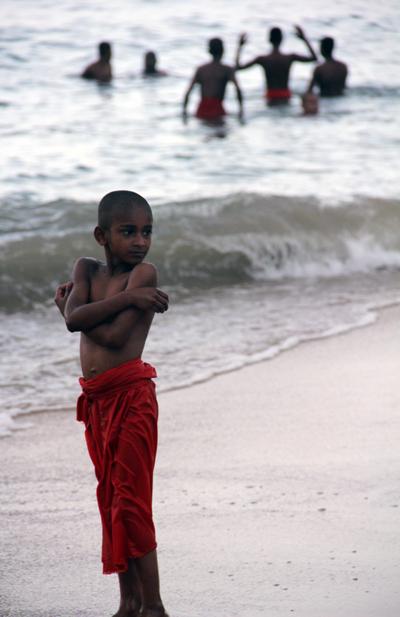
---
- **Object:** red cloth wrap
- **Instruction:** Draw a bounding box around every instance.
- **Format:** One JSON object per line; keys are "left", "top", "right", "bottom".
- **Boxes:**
{"left": 266, "top": 88, "right": 291, "bottom": 101}
{"left": 77, "top": 358, "right": 158, "bottom": 574}
{"left": 196, "top": 97, "right": 226, "bottom": 119}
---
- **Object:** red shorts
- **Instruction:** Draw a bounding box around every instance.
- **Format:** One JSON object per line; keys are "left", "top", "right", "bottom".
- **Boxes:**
{"left": 77, "top": 359, "right": 158, "bottom": 574}
{"left": 266, "top": 88, "right": 291, "bottom": 102}
{"left": 196, "top": 97, "right": 226, "bottom": 120}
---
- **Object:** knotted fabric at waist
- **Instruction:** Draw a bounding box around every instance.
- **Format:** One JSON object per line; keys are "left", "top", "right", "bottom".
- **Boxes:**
{"left": 78, "top": 358, "right": 157, "bottom": 402}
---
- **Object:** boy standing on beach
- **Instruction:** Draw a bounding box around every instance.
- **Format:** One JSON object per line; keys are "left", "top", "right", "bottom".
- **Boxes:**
{"left": 55, "top": 190, "right": 169, "bottom": 617}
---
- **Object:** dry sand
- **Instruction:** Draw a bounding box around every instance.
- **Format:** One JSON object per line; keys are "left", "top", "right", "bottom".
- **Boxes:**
{"left": 1, "top": 307, "right": 399, "bottom": 617}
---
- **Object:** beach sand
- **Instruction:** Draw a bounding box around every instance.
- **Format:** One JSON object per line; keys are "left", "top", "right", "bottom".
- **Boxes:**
{"left": 1, "top": 307, "right": 399, "bottom": 617}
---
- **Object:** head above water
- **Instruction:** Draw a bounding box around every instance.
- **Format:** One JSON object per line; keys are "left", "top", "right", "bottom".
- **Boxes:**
{"left": 301, "top": 92, "right": 319, "bottom": 115}
{"left": 99, "top": 41, "right": 112, "bottom": 61}
{"left": 269, "top": 27, "right": 283, "bottom": 47}
{"left": 320, "top": 37, "right": 334, "bottom": 59}
{"left": 144, "top": 51, "right": 157, "bottom": 72}
{"left": 208, "top": 37, "right": 224, "bottom": 60}
{"left": 98, "top": 190, "right": 153, "bottom": 231}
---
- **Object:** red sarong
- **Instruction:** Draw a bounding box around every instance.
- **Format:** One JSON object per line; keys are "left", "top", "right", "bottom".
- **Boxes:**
{"left": 266, "top": 88, "right": 291, "bottom": 102}
{"left": 196, "top": 97, "right": 226, "bottom": 119}
{"left": 77, "top": 358, "right": 158, "bottom": 574}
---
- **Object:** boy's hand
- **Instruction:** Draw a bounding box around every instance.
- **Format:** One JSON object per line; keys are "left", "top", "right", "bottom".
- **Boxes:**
{"left": 129, "top": 287, "right": 169, "bottom": 313}
{"left": 294, "top": 25, "right": 306, "bottom": 40}
{"left": 54, "top": 281, "right": 73, "bottom": 316}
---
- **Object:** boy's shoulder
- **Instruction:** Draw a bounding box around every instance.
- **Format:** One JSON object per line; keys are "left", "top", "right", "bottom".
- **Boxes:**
{"left": 220, "top": 62, "right": 235, "bottom": 74}
{"left": 127, "top": 261, "right": 158, "bottom": 285}
{"left": 73, "top": 256, "right": 104, "bottom": 278}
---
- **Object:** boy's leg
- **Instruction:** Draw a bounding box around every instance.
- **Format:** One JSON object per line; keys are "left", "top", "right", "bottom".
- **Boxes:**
{"left": 135, "top": 549, "right": 168, "bottom": 616}
{"left": 113, "top": 559, "right": 142, "bottom": 617}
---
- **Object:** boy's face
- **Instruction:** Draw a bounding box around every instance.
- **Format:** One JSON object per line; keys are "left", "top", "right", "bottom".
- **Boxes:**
{"left": 302, "top": 93, "right": 319, "bottom": 115}
{"left": 103, "top": 206, "right": 153, "bottom": 267}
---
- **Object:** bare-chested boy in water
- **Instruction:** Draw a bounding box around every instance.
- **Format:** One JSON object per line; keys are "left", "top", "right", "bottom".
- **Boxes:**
{"left": 183, "top": 37, "right": 243, "bottom": 121}
{"left": 55, "top": 190, "right": 169, "bottom": 617}
{"left": 235, "top": 26, "right": 317, "bottom": 105}
{"left": 143, "top": 51, "right": 167, "bottom": 77}
{"left": 82, "top": 41, "right": 113, "bottom": 83}
{"left": 307, "top": 37, "right": 348, "bottom": 97}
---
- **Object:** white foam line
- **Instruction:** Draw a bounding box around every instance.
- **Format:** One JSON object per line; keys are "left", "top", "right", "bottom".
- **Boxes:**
{"left": 2, "top": 300, "right": 399, "bottom": 438}
{"left": 157, "top": 302, "right": 399, "bottom": 395}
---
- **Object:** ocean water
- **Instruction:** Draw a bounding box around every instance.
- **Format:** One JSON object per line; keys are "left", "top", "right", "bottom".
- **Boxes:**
{"left": 1, "top": 0, "right": 399, "bottom": 436}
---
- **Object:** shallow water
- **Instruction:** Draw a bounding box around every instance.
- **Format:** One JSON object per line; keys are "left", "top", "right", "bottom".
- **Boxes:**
{"left": 1, "top": 0, "right": 399, "bottom": 435}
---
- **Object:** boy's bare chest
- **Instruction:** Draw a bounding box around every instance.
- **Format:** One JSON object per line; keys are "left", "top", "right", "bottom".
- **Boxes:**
{"left": 89, "top": 269, "right": 130, "bottom": 302}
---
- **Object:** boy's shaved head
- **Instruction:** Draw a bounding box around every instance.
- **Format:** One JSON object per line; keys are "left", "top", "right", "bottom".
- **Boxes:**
{"left": 208, "top": 37, "right": 224, "bottom": 59}
{"left": 98, "top": 190, "right": 152, "bottom": 230}
{"left": 269, "top": 27, "right": 283, "bottom": 46}
{"left": 320, "top": 37, "right": 334, "bottom": 59}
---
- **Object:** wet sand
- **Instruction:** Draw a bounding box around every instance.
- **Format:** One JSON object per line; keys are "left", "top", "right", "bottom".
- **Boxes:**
{"left": 1, "top": 307, "right": 400, "bottom": 617}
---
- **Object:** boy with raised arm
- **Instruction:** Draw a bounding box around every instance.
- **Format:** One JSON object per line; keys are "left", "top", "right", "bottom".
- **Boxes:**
{"left": 235, "top": 25, "right": 317, "bottom": 105}
{"left": 55, "top": 190, "right": 169, "bottom": 617}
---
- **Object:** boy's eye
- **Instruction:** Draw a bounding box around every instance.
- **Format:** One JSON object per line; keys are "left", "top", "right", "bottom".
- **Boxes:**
{"left": 122, "top": 230, "right": 133, "bottom": 236}
{"left": 143, "top": 229, "right": 152, "bottom": 237}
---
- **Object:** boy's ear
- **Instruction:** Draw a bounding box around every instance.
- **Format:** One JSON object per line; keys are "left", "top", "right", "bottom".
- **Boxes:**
{"left": 94, "top": 226, "right": 108, "bottom": 246}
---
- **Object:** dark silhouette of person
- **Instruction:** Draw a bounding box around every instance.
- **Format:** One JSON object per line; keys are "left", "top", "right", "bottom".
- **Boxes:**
{"left": 142, "top": 51, "right": 167, "bottom": 77}
{"left": 81, "top": 41, "right": 112, "bottom": 83}
{"left": 235, "top": 26, "right": 317, "bottom": 105}
{"left": 307, "top": 37, "right": 348, "bottom": 96}
{"left": 183, "top": 37, "right": 243, "bottom": 121}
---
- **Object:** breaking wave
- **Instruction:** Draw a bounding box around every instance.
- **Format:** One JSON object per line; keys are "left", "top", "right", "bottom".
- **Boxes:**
{"left": 1, "top": 192, "right": 400, "bottom": 311}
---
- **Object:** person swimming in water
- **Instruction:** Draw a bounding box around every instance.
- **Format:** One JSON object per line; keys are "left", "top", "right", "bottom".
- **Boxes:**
{"left": 301, "top": 91, "right": 319, "bottom": 115}
{"left": 142, "top": 51, "right": 167, "bottom": 77}
{"left": 81, "top": 41, "right": 112, "bottom": 83}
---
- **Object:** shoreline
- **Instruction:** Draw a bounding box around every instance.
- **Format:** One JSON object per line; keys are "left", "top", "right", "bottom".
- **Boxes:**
{"left": 1, "top": 306, "right": 400, "bottom": 616}
{"left": 7, "top": 300, "right": 400, "bottom": 435}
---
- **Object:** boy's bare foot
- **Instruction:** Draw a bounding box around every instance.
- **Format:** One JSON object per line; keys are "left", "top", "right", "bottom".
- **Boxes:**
{"left": 140, "top": 605, "right": 169, "bottom": 617}
{"left": 112, "top": 598, "right": 140, "bottom": 617}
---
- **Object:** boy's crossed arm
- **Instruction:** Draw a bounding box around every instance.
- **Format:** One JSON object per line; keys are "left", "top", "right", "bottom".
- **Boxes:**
{"left": 82, "top": 262, "right": 168, "bottom": 348}
{"left": 55, "top": 258, "right": 168, "bottom": 348}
